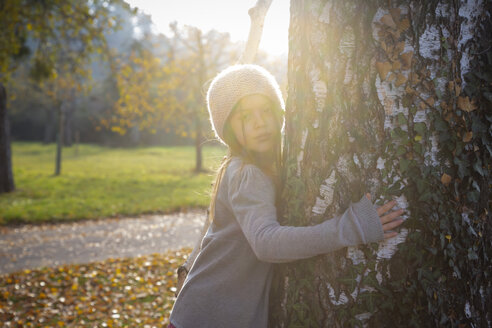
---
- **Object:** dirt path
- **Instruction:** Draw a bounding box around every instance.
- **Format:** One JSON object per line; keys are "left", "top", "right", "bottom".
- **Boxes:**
{"left": 0, "top": 210, "right": 206, "bottom": 275}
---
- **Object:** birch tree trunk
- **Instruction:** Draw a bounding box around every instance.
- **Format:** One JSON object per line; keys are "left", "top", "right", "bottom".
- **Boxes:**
{"left": 270, "top": 1, "right": 491, "bottom": 327}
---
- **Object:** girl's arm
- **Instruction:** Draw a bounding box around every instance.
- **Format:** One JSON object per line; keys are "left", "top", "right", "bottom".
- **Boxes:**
{"left": 229, "top": 164, "right": 385, "bottom": 263}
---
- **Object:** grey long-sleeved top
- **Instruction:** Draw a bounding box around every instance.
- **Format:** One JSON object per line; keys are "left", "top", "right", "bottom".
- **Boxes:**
{"left": 169, "top": 156, "right": 384, "bottom": 328}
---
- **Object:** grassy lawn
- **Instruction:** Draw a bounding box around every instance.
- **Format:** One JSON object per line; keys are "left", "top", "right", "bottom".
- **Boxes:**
{"left": 0, "top": 249, "right": 190, "bottom": 327}
{"left": 0, "top": 142, "right": 226, "bottom": 225}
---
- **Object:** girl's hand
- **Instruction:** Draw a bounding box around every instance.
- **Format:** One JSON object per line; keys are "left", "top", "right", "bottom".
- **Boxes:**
{"left": 366, "top": 193, "right": 405, "bottom": 239}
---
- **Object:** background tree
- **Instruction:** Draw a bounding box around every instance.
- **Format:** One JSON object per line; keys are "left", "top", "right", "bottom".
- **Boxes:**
{"left": 102, "top": 22, "right": 238, "bottom": 170}
{"left": 0, "top": 82, "right": 14, "bottom": 193}
{"left": 270, "top": 1, "right": 491, "bottom": 327}
{"left": 101, "top": 44, "right": 179, "bottom": 137}
{"left": 0, "top": 0, "right": 130, "bottom": 183}
{"left": 171, "top": 23, "right": 236, "bottom": 172}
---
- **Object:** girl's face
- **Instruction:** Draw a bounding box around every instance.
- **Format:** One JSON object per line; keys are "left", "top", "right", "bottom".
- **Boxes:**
{"left": 228, "top": 94, "right": 279, "bottom": 154}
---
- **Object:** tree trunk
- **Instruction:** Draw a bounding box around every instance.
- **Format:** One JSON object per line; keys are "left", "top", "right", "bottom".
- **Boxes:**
{"left": 43, "top": 108, "right": 56, "bottom": 144}
{"left": 270, "top": 1, "right": 491, "bottom": 327}
{"left": 64, "top": 104, "right": 73, "bottom": 147}
{"left": 55, "top": 102, "right": 64, "bottom": 176}
{"left": 130, "top": 125, "right": 140, "bottom": 146}
{"left": 0, "top": 82, "right": 15, "bottom": 194}
{"left": 195, "top": 29, "right": 206, "bottom": 173}
{"left": 195, "top": 115, "right": 203, "bottom": 173}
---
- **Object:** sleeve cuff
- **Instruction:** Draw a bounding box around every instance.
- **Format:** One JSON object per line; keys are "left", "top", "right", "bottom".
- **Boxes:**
{"left": 352, "top": 195, "right": 384, "bottom": 243}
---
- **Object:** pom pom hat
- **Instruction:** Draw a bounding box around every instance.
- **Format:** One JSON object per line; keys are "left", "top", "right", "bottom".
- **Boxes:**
{"left": 206, "top": 64, "right": 285, "bottom": 145}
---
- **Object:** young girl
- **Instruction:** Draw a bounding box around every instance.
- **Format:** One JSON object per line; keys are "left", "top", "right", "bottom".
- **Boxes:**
{"left": 168, "top": 64, "right": 404, "bottom": 328}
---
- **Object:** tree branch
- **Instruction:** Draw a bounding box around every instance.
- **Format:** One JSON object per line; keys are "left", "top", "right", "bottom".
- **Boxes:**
{"left": 238, "top": 0, "right": 273, "bottom": 64}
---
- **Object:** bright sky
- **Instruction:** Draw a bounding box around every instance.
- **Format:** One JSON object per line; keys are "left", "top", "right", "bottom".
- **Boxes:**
{"left": 125, "top": 0, "right": 290, "bottom": 56}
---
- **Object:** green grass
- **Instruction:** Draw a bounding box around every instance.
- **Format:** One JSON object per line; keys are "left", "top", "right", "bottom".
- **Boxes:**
{"left": 0, "top": 142, "right": 226, "bottom": 225}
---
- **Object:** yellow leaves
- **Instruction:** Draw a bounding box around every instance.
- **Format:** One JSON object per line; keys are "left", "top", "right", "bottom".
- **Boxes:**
{"left": 380, "top": 14, "right": 397, "bottom": 29}
{"left": 1, "top": 250, "right": 191, "bottom": 325}
{"left": 457, "top": 96, "right": 477, "bottom": 112}
{"left": 405, "top": 85, "right": 415, "bottom": 95}
{"left": 395, "top": 41, "right": 405, "bottom": 55}
{"left": 376, "top": 61, "right": 392, "bottom": 80}
{"left": 441, "top": 173, "right": 452, "bottom": 186}
{"left": 26, "top": 23, "right": 33, "bottom": 31}
{"left": 395, "top": 73, "right": 407, "bottom": 87}
{"left": 398, "top": 18, "right": 410, "bottom": 31}
{"left": 111, "top": 126, "right": 127, "bottom": 136}
{"left": 400, "top": 51, "right": 413, "bottom": 70}
{"left": 445, "top": 234, "right": 452, "bottom": 241}
{"left": 414, "top": 135, "right": 422, "bottom": 142}
{"left": 463, "top": 131, "right": 473, "bottom": 143}
{"left": 448, "top": 81, "right": 461, "bottom": 95}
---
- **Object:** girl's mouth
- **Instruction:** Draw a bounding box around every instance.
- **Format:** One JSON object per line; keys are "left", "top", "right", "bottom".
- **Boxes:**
{"left": 256, "top": 133, "right": 272, "bottom": 142}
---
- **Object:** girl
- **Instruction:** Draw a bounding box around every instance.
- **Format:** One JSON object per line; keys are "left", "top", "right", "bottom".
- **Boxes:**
{"left": 168, "top": 64, "right": 404, "bottom": 328}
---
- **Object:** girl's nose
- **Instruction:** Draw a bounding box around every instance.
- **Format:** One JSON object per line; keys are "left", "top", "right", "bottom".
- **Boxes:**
{"left": 253, "top": 111, "right": 267, "bottom": 127}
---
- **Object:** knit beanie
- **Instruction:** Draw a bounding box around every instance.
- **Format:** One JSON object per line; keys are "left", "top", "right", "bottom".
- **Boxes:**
{"left": 206, "top": 64, "right": 285, "bottom": 145}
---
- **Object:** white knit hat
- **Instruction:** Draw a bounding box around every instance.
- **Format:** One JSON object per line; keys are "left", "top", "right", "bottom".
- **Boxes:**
{"left": 206, "top": 64, "right": 285, "bottom": 144}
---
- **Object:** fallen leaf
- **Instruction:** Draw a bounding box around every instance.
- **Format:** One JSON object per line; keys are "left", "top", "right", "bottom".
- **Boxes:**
{"left": 441, "top": 173, "right": 452, "bottom": 186}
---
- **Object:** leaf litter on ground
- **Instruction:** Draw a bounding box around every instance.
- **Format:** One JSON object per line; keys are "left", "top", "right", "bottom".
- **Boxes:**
{"left": 0, "top": 248, "right": 191, "bottom": 327}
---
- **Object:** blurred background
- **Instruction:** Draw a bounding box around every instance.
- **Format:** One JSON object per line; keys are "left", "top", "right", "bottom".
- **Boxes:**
{"left": 0, "top": 0, "right": 289, "bottom": 224}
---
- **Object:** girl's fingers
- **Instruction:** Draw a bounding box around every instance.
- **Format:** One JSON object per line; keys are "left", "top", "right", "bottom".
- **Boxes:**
{"left": 382, "top": 218, "right": 404, "bottom": 232}
{"left": 367, "top": 196, "right": 405, "bottom": 238}
{"left": 384, "top": 231, "right": 398, "bottom": 239}
{"left": 380, "top": 208, "right": 404, "bottom": 224}
{"left": 377, "top": 200, "right": 398, "bottom": 216}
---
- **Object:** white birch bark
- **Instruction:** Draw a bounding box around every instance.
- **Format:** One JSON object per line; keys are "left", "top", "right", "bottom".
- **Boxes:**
{"left": 271, "top": 0, "right": 488, "bottom": 326}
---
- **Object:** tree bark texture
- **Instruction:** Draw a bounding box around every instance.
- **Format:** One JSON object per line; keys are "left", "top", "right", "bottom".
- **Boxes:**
{"left": 270, "top": 1, "right": 491, "bottom": 327}
{"left": 0, "top": 82, "right": 15, "bottom": 193}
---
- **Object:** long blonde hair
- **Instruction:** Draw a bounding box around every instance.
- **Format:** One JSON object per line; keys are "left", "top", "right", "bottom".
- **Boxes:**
{"left": 208, "top": 97, "right": 283, "bottom": 226}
